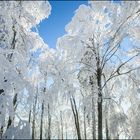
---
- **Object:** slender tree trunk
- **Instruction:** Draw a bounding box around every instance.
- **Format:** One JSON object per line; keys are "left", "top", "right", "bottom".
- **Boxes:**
{"left": 29, "top": 109, "right": 31, "bottom": 123}
{"left": 83, "top": 106, "right": 87, "bottom": 140}
{"left": 98, "top": 100, "right": 102, "bottom": 139}
{"left": 97, "top": 67, "right": 103, "bottom": 139}
{"left": 92, "top": 98, "right": 96, "bottom": 139}
{"left": 73, "top": 97, "right": 81, "bottom": 140}
{"left": 60, "top": 111, "right": 63, "bottom": 140}
{"left": 40, "top": 100, "right": 44, "bottom": 140}
{"left": 57, "top": 121, "right": 60, "bottom": 139}
{"left": 32, "top": 95, "right": 37, "bottom": 140}
{"left": 106, "top": 119, "right": 110, "bottom": 140}
{"left": 70, "top": 97, "right": 81, "bottom": 140}
{"left": 89, "top": 76, "right": 96, "bottom": 139}
{"left": 47, "top": 103, "right": 51, "bottom": 140}
{"left": 65, "top": 122, "right": 68, "bottom": 140}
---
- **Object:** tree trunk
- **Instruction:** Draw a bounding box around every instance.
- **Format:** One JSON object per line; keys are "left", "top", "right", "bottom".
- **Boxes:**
{"left": 65, "top": 122, "right": 68, "bottom": 140}
{"left": 29, "top": 109, "right": 31, "bottom": 123}
{"left": 92, "top": 98, "right": 96, "bottom": 139}
{"left": 40, "top": 101, "right": 44, "bottom": 140}
{"left": 60, "top": 111, "right": 63, "bottom": 140}
{"left": 98, "top": 100, "right": 102, "bottom": 139}
{"left": 47, "top": 103, "right": 51, "bottom": 140}
{"left": 70, "top": 97, "right": 81, "bottom": 140}
{"left": 106, "top": 119, "right": 110, "bottom": 140}
{"left": 32, "top": 95, "right": 37, "bottom": 140}
{"left": 57, "top": 121, "right": 60, "bottom": 139}
{"left": 97, "top": 67, "right": 103, "bottom": 139}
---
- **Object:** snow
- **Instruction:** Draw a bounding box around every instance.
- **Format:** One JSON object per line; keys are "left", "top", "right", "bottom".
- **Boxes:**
{"left": 0, "top": 1, "right": 140, "bottom": 139}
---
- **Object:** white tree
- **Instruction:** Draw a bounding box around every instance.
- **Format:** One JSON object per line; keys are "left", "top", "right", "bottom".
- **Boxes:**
{"left": 0, "top": 1, "right": 51, "bottom": 139}
{"left": 57, "top": 1, "right": 140, "bottom": 139}
{"left": 1, "top": 1, "right": 140, "bottom": 139}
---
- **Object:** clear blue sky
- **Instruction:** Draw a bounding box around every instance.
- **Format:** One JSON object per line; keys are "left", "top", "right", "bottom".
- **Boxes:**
{"left": 34, "top": 1, "right": 88, "bottom": 48}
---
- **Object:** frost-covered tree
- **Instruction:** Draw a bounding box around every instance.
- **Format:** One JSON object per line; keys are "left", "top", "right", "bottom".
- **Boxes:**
{"left": 57, "top": 1, "right": 140, "bottom": 139}
{"left": 1, "top": 1, "right": 140, "bottom": 140}
{"left": 0, "top": 1, "right": 51, "bottom": 139}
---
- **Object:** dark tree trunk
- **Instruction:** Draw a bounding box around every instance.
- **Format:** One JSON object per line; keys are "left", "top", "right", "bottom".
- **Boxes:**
{"left": 40, "top": 101, "right": 44, "bottom": 140}
{"left": 97, "top": 67, "right": 103, "bottom": 140}
{"left": 29, "top": 109, "right": 31, "bottom": 123}
{"left": 70, "top": 97, "right": 81, "bottom": 140}
{"left": 92, "top": 98, "right": 96, "bottom": 139}
{"left": 98, "top": 99, "right": 102, "bottom": 139}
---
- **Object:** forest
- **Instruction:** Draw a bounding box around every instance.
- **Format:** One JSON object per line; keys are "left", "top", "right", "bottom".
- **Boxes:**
{"left": 0, "top": 1, "right": 140, "bottom": 139}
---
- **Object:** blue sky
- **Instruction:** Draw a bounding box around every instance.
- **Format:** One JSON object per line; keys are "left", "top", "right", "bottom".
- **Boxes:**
{"left": 33, "top": 1, "right": 88, "bottom": 48}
